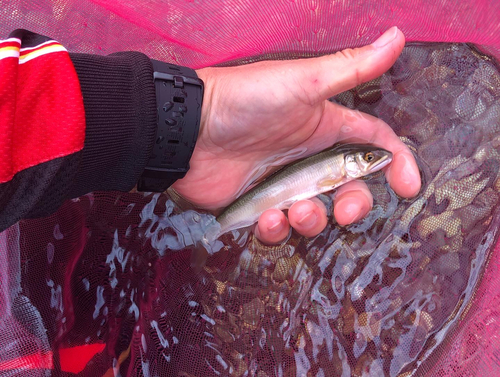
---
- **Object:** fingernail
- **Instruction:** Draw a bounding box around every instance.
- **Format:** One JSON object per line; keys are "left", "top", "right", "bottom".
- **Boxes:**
{"left": 399, "top": 154, "right": 415, "bottom": 185}
{"left": 338, "top": 198, "right": 363, "bottom": 224}
{"left": 297, "top": 212, "right": 317, "bottom": 227}
{"left": 372, "top": 26, "right": 398, "bottom": 49}
{"left": 400, "top": 154, "right": 421, "bottom": 196}
{"left": 267, "top": 220, "right": 283, "bottom": 234}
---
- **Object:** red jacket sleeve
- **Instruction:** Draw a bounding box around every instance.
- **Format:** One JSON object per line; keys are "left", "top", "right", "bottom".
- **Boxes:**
{"left": 0, "top": 29, "right": 158, "bottom": 233}
{"left": 0, "top": 30, "right": 85, "bottom": 184}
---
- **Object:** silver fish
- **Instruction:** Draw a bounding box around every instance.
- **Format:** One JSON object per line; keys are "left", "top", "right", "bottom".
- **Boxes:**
{"left": 214, "top": 144, "right": 393, "bottom": 237}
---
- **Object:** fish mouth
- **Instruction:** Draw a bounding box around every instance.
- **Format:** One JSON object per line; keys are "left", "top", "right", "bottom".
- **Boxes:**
{"left": 372, "top": 152, "right": 393, "bottom": 171}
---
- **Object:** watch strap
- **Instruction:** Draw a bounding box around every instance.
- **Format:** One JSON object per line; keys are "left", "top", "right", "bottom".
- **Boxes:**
{"left": 137, "top": 59, "right": 203, "bottom": 192}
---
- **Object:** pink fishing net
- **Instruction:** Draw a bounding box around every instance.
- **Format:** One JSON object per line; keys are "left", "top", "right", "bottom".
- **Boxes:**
{"left": 1, "top": 1, "right": 500, "bottom": 376}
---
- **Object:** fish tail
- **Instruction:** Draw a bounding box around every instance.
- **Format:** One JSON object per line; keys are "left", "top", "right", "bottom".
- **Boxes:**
{"left": 202, "top": 219, "right": 221, "bottom": 245}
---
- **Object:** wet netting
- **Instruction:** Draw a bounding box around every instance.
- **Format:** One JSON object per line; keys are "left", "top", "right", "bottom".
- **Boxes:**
{"left": 1, "top": 1, "right": 500, "bottom": 376}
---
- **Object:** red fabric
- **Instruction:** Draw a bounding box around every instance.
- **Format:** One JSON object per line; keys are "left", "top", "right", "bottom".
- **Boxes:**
{"left": 90, "top": 0, "right": 500, "bottom": 67}
{"left": 0, "top": 40, "right": 20, "bottom": 49}
{"left": 0, "top": 352, "right": 53, "bottom": 371}
{"left": 19, "top": 41, "right": 60, "bottom": 56}
{"left": 0, "top": 37, "right": 85, "bottom": 184}
{"left": 0, "top": 343, "right": 106, "bottom": 373}
{"left": 59, "top": 343, "right": 106, "bottom": 373}
{"left": 0, "top": 42, "right": 18, "bottom": 184}
{"left": 1, "top": 2, "right": 500, "bottom": 376}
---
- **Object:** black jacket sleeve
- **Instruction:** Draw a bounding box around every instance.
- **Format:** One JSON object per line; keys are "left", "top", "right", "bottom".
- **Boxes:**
{"left": 0, "top": 29, "right": 158, "bottom": 233}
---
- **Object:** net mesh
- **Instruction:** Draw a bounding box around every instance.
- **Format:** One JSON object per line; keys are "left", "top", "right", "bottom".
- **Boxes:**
{"left": 1, "top": 1, "right": 500, "bottom": 376}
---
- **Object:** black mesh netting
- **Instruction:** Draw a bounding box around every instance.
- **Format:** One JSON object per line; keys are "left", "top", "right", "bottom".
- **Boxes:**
{"left": 2, "top": 1, "right": 500, "bottom": 376}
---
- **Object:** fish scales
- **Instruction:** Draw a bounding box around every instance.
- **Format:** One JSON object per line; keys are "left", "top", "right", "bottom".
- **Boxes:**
{"left": 216, "top": 144, "right": 392, "bottom": 236}
{"left": 217, "top": 152, "right": 344, "bottom": 234}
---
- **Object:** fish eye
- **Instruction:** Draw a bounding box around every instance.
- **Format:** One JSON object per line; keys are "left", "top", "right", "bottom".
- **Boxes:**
{"left": 364, "top": 152, "right": 375, "bottom": 162}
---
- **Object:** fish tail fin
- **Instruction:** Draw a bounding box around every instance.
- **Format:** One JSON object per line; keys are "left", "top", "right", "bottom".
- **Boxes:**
{"left": 197, "top": 217, "right": 223, "bottom": 255}
{"left": 202, "top": 219, "right": 221, "bottom": 245}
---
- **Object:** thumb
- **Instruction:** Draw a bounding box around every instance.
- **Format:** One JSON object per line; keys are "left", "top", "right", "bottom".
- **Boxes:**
{"left": 301, "top": 26, "right": 405, "bottom": 102}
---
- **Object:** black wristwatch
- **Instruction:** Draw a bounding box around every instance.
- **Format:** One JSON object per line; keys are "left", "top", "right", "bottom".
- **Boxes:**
{"left": 137, "top": 59, "right": 204, "bottom": 192}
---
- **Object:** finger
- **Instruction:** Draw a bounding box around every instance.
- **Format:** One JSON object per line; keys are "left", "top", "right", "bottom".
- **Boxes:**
{"left": 255, "top": 208, "right": 290, "bottom": 244}
{"left": 288, "top": 198, "right": 328, "bottom": 238}
{"left": 307, "top": 101, "right": 421, "bottom": 198}
{"left": 293, "top": 26, "right": 405, "bottom": 103}
{"left": 337, "top": 105, "right": 421, "bottom": 198}
{"left": 333, "top": 180, "right": 373, "bottom": 226}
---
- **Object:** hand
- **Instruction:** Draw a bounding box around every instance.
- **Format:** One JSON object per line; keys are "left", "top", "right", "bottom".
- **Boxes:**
{"left": 172, "top": 26, "right": 421, "bottom": 244}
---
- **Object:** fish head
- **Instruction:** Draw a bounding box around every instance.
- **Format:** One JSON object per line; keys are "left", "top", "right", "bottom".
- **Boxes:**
{"left": 343, "top": 146, "right": 393, "bottom": 178}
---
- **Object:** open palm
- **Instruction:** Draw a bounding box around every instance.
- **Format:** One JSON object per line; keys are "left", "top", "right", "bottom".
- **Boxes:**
{"left": 173, "top": 27, "right": 421, "bottom": 243}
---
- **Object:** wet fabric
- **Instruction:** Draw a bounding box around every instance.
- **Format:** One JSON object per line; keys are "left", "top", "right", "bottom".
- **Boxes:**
{"left": 1, "top": 1, "right": 500, "bottom": 376}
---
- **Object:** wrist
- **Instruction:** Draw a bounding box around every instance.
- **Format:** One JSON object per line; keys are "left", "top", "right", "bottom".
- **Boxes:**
{"left": 194, "top": 67, "right": 213, "bottom": 141}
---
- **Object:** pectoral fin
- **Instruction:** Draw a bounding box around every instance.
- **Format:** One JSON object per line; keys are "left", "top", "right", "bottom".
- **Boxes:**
{"left": 317, "top": 177, "right": 344, "bottom": 189}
